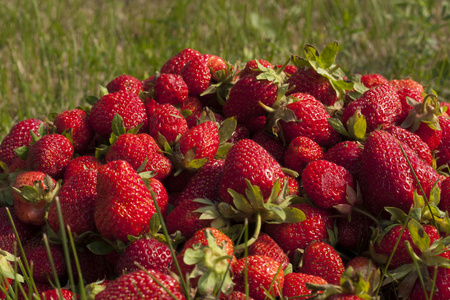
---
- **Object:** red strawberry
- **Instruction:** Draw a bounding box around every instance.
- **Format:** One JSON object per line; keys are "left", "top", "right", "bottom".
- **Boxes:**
{"left": 114, "top": 237, "right": 173, "bottom": 275}
{"left": 182, "top": 96, "right": 205, "bottom": 127}
{"left": 202, "top": 54, "right": 229, "bottom": 82}
{"left": 40, "top": 289, "right": 74, "bottom": 300}
{"left": 238, "top": 59, "right": 274, "bottom": 78}
{"left": 232, "top": 255, "right": 284, "bottom": 300}
{"left": 47, "top": 168, "right": 97, "bottom": 235}
{"left": 247, "top": 232, "right": 290, "bottom": 271}
{"left": 94, "top": 160, "right": 160, "bottom": 242}
{"left": 179, "top": 54, "right": 211, "bottom": 96}
{"left": 264, "top": 202, "right": 333, "bottom": 260}
{"left": 63, "top": 155, "right": 102, "bottom": 180}
{"left": 359, "top": 130, "right": 442, "bottom": 217}
{"left": 0, "top": 207, "right": 37, "bottom": 254}
{"left": 105, "top": 133, "right": 173, "bottom": 180}
{"left": 160, "top": 48, "right": 201, "bottom": 74}
{"left": 218, "top": 139, "right": 286, "bottom": 205}
{"left": 324, "top": 141, "right": 363, "bottom": 177}
{"left": 283, "top": 135, "right": 324, "bottom": 175}
{"left": 360, "top": 73, "right": 388, "bottom": 88}
{"left": 95, "top": 269, "right": 186, "bottom": 300}
{"left": 396, "top": 86, "right": 424, "bottom": 124}
{"left": 283, "top": 272, "right": 327, "bottom": 299}
{"left": 302, "top": 159, "right": 354, "bottom": 210}
{"left": 278, "top": 93, "right": 340, "bottom": 147}
{"left": 147, "top": 102, "right": 189, "bottom": 145}
{"left": 220, "top": 291, "right": 255, "bottom": 300}
{"left": 26, "top": 133, "right": 74, "bottom": 179}
{"left": 70, "top": 249, "right": 110, "bottom": 284}
{"left": 342, "top": 83, "right": 402, "bottom": 133}
{"left": 389, "top": 78, "right": 424, "bottom": 94}
{"left": 251, "top": 130, "right": 286, "bottom": 163}
{"left": 275, "top": 64, "right": 297, "bottom": 76}
{"left": 439, "top": 176, "right": 450, "bottom": 212}
{"left": 177, "top": 120, "right": 219, "bottom": 162}
{"left": 0, "top": 118, "right": 45, "bottom": 165}
{"left": 408, "top": 264, "right": 450, "bottom": 300}
{"left": 106, "top": 74, "right": 143, "bottom": 95}
{"left": 153, "top": 73, "right": 189, "bottom": 105}
{"left": 89, "top": 91, "right": 147, "bottom": 137}
{"left": 53, "top": 108, "right": 95, "bottom": 153}
{"left": 435, "top": 116, "right": 450, "bottom": 167}
{"left": 336, "top": 212, "right": 373, "bottom": 252}
{"left": 298, "top": 241, "right": 345, "bottom": 285}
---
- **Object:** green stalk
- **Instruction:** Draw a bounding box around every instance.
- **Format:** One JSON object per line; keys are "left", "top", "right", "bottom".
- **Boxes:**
{"left": 66, "top": 227, "right": 86, "bottom": 299}
{"left": 42, "top": 234, "right": 63, "bottom": 297}
{"left": 234, "top": 213, "right": 262, "bottom": 253}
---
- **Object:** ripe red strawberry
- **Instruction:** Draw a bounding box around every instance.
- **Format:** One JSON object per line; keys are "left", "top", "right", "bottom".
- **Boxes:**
{"left": 278, "top": 93, "right": 340, "bottom": 147}
{"left": 89, "top": 91, "right": 147, "bottom": 137}
{"left": 342, "top": 83, "right": 402, "bottom": 133}
{"left": 177, "top": 120, "right": 219, "bottom": 162}
{"left": 106, "top": 74, "right": 143, "bottom": 95}
{"left": 232, "top": 255, "right": 284, "bottom": 300}
{"left": 12, "top": 171, "right": 59, "bottom": 226}
{"left": 359, "top": 130, "right": 442, "bottom": 217}
{"left": 105, "top": 133, "right": 172, "bottom": 180}
{"left": 47, "top": 168, "right": 97, "bottom": 235}
{"left": 283, "top": 135, "right": 324, "bottom": 175}
{"left": 70, "top": 249, "right": 110, "bottom": 284}
{"left": 95, "top": 269, "right": 186, "bottom": 300}
{"left": 227, "top": 123, "right": 250, "bottom": 144}
{"left": 160, "top": 48, "right": 201, "bottom": 74}
{"left": 0, "top": 119, "right": 45, "bottom": 166}
{"left": 53, "top": 108, "right": 95, "bottom": 153}
{"left": 324, "top": 141, "right": 363, "bottom": 177}
{"left": 0, "top": 207, "right": 36, "bottom": 254}
{"left": 94, "top": 160, "right": 160, "bottom": 242}
{"left": 63, "top": 155, "right": 102, "bottom": 180}
{"left": 264, "top": 202, "right": 333, "bottom": 260}
{"left": 182, "top": 96, "right": 205, "bottom": 127}
{"left": 336, "top": 212, "right": 373, "bottom": 252}
{"left": 251, "top": 130, "right": 286, "bottom": 164}
{"left": 153, "top": 73, "right": 189, "bottom": 105}
{"left": 220, "top": 291, "right": 255, "bottom": 300}
{"left": 147, "top": 102, "right": 189, "bottom": 145}
{"left": 179, "top": 54, "right": 211, "bottom": 96}
{"left": 40, "top": 289, "right": 74, "bottom": 300}
{"left": 302, "top": 159, "right": 354, "bottom": 210}
{"left": 360, "top": 73, "right": 388, "bottom": 88}
{"left": 389, "top": 78, "right": 424, "bottom": 94}
{"left": 26, "top": 133, "right": 74, "bottom": 179}
{"left": 218, "top": 139, "right": 286, "bottom": 205}
{"left": 439, "top": 176, "right": 450, "bottom": 212}
{"left": 275, "top": 64, "right": 297, "bottom": 76}
{"left": 298, "top": 241, "right": 345, "bottom": 285}
{"left": 223, "top": 75, "right": 279, "bottom": 124}
{"left": 396, "top": 86, "right": 424, "bottom": 124}
{"left": 247, "top": 232, "right": 290, "bottom": 271}
{"left": 283, "top": 272, "right": 327, "bottom": 299}
{"left": 435, "top": 116, "right": 450, "bottom": 167}
{"left": 408, "top": 264, "right": 450, "bottom": 300}
{"left": 238, "top": 59, "right": 274, "bottom": 78}
{"left": 114, "top": 237, "right": 173, "bottom": 275}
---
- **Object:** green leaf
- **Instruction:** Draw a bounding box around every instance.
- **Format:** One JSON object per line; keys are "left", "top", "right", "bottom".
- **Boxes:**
{"left": 85, "top": 95, "right": 99, "bottom": 105}
{"left": 347, "top": 111, "right": 367, "bottom": 141}
{"left": 228, "top": 189, "right": 254, "bottom": 214}
{"left": 215, "top": 143, "right": 233, "bottom": 159}
{"left": 407, "top": 219, "right": 430, "bottom": 253}
{"left": 14, "top": 185, "right": 40, "bottom": 203}
{"left": 13, "top": 146, "right": 29, "bottom": 160}
{"left": 111, "top": 114, "right": 126, "bottom": 137}
{"left": 328, "top": 117, "right": 349, "bottom": 137}
{"left": 149, "top": 213, "right": 161, "bottom": 235}
{"left": 218, "top": 117, "right": 237, "bottom": 145}
{"left": 86, "top": 240, "right": 114, "bottom": 255}
{"left": 263, "top": 203, "right": 286, "bottom": 222}
{"left": 183, "top": 246, "right": 205, "bottom": 265}
{"left": 385, "top": 206, "right": 408, "bottom": 223}
{"left": 282, "top": 206, "right": 306, "bottom": 223}
{"left": 317, "top": 41, "right": 339, "bottom": 69}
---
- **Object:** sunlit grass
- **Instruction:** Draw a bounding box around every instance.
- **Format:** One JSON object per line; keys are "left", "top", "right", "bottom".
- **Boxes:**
{"left": 0, "top": 0, "right": 449, "bottom": 140}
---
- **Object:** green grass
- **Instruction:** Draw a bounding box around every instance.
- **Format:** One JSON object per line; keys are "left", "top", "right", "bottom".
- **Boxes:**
{"left": 0, "top": 0, "right": 449, "bottom": 140}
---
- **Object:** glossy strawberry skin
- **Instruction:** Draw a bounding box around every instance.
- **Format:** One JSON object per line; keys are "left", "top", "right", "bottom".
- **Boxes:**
{"left": 302, "top": 159, "right": 354, "bottom": 210}
{"left": 0, "top": 207, "right": 37, "bottom": 254}
{"left": 178, "top": 120, "right": 219, "bottom": 160}
{"left": 283, "top": 272, "right": 327, "bottom": 299}
{"left": 147, "top": 102, "right": 189, "bottom": 145}
{"left": 247, "top": 232, "right": 290, "bottom": 271}
{"left": 360, "top": 73, "right": 388, "bottom": 88}
{"left": 251, "top": 131, "right": 286, "bottom": 164}
{"left": 232, "top": 255, "right": 284, "bottom": 300}
{"left": 238, "top": 59, "right": 274, "bottom": 78}
{"left": 160, "top": 48, "right": 201, "bottom": 74}
{"left": 0, "top": 118, "right": 44, "bottom": 165}
{"left": 218, "top": 139, "right": 286, "bottom": 205}
{"left": 153, "top": 73, "right": 189, "bottom": 105}
{"left": 283, "top": 135, "right": 324, "bottom": 175}
{"left": 280, "top": 93, "right": 340, "bottom": 147}
{"left": 324, "top": 141, "right": 363, "bottom": 177}
{"left": 26, "top": 134, "right": 74, "bottom": 180}
{"left": 396, "top": 86, "right": 424, "bottom": 124}
{"left": 53, "top": 108, "right": 95, "bottom": 153}
{"left": 94, "top": 160, "right": 158, "bottom": 242}
{"left": 89, "top": 91, "right": 147, "bottom": 137}
{"left": 63, "top": 155, "right": 102, "bottom": 180}
{"left": 180, "top": 55, "right": 211, "bottom": 96}
{"left": 435, "top": 116, "right": 450, "bottom": 167}
{"left": 359, "top": 130, "right": 442, "bottom": 217}
{"left": 106, "top": 74, "right": 143, "bottom": 95}
{"left": 39, "top": 289, "right": 73, "bottom": 300}
{"left": 389, "top": 78, "right": 424, "bottom": 94}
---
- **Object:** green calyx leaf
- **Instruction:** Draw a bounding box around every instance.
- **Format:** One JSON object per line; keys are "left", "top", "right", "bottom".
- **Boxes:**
{"left": 218, "top": 117, "right": 237, "bottom": 146}
{"left": 346, "top": 111, "right": 367, "bottom": 142}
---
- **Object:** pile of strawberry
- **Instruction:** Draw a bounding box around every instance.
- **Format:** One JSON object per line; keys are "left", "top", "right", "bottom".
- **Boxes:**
{"left": 1, "top": 42, "right": 450, "bottom": 300}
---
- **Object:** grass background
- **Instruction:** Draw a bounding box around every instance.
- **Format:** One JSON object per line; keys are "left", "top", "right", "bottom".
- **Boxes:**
{"left": 1, "top": 0, "right": 449, "bottom": 140}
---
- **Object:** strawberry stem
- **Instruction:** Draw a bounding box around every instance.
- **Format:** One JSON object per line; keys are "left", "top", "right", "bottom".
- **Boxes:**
{"left": 234, "top": 213, "right": 262, "bottom": 253}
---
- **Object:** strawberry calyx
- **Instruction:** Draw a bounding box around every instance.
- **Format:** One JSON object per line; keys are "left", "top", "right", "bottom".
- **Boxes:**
{"left": 401, "top": 92, "right": 444, "bottom": 132}
{"left": 12, "top": 174, "right": 60, "bottom": 206}
{"left": 13, "top": 123, "right": 48, "bottom": 161}
{"left": 201, "top": 60, "right": 239, "bottom": 106}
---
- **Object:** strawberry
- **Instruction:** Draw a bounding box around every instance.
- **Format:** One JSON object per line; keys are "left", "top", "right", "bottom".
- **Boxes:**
{"left": 153, "top": 73, "right": 189, "bottom": 105}
{"left": 324, "top": 141, "right": 363, "bottom": 177}
{"left": 439, "top": 176, "right": 450, "bottom": 212}
{"left": 342, "top": 83, "right": 402, "bottom": 133}
{"left": 12, "top": 171, "right": 59, "bottom": 226}
{"left": 220, "top": 291, "right": 255, "bottom": 300}
{"left": 264, "top": 202, "right": 333, "bottom": 260}
{"left": 232, "top": 255, "right": 284, "bottom": 300}
{"left": 95, "top": 269, "right": 186, "bottom": 300}
{"left": 182, "top": 96, "right": 205, "bottom": 127}
{"left": 0, "top": 206, "right": 37, "bottom": 254}
{"left": 160, "top": 48, "right": 201, "bottom": 74}
{"left": 360, "top": 73, "right": 388, "bottom": 88}
{"left": 204, "top": 54, "right": 228, "bottom": 82}
{"left": 302, "top": 159, "right": 354, "bottom": 210}
{"left": 0, "top": 118, "right": 45, "bottom": 165}
{"left": 94, "top": 160, "right": 160, "bottom": 242}
{"left": 40, "top": 289, "right": 74, "bottom": 300}
{"left": 179, "top": 54, "right": 211, "bottom": 96}
{"left": 389, "top": 77, "right": 425, "bottom": 94}
{"left": 359, "top": 130, "right": 442, "bottom": 217}
{"left": 283, "top": 272, "right": 327, "bottom": 299}
{"left": 251, "top": 130, "right": 286, "bottom": 164}
{"left": 435, "top": 116, "right": 450, "bottom": 167}
{"left": 275, "top": 63, "right": 297, "bottom": 76}
{"left": 47, "top": 168, "right": 97, "bottom": 235}
{"left": 53, "top": 108, "right": 95, "bottom": 153}
{"left": 70, "top": 249, "right": 110, "bottom": 284}
{"left": 336, "top": 212, "right": 373, "bottom": 252}
{"left": 238, "top": 59, "right": 274, "bottom": 78}
{"left": 105, "top": 133, "right": 173, "bottom": 180}
{"left": 396, "top": 86, "right": 424, "bottom": 124}
{"left": 114, "top": 237, "right": 173, "bottom": 275}
{"left": 218, "top": 139, "right": 286, "bottom": 205}
{"left": 297, "top": 241, "right": 345, "bottom": 285}
{"left": 26, "top": 133, "right": 74, "bottom": 179}
{"left": 283, "top": 135, "right": 324, "bottom": 175}
{"left": 277, "top": 93, "right": 340, "bottom": 147}
{"left": 63, "top": 155, "right": 102, "bottom": 180}
{"left": 408, "top": 264, "right": 450, "bottom": 300}
{"left": 176, "top": 120, "right": 219, "bottom": 163}
{"left": 247, "top": 232, "right": 290, "bottom": 271}
{"left": 106, "top": 74, "right": 143, "bottom": 95}
{"left": 89, "top": 91, "right": 147, "bottom": 137}
{"left": 147, "top": 102, "right": 189, "bottom": 145}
